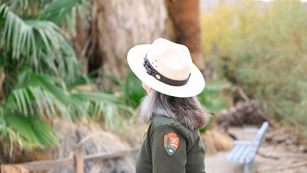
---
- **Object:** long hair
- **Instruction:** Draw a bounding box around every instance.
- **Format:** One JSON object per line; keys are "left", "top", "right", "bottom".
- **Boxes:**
{"left": 138, "top": 90, "right": 209, "bottom": 130}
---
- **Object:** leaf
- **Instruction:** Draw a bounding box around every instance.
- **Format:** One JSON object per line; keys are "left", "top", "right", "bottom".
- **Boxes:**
{"left": 40, "top": 0, "right": 89, "bottom": 25}
{"left": 5, "top": 112, "right": 57, "bottom": 148}
{"left": 123, "top": 70, "right": 146, "bottom": 108}
{"left": 0, "top": 4, "right": 81, "bottom": 86}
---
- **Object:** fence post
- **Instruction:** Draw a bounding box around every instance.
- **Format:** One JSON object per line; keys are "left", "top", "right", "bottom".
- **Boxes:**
{"left": 74, "top": 147, "right": 84, "bottom": 173}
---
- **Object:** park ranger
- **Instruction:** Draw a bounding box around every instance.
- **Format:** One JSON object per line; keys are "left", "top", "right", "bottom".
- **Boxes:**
{"left": 127, "top": 38, "right": 209, "bottom": 173}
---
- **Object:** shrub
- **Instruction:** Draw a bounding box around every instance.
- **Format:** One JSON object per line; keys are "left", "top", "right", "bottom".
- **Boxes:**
{"left": 202, "top": 1, "right": 307, "bottom": 132}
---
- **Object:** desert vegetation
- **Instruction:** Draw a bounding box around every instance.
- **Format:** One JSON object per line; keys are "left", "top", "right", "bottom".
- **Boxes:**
{"left": 0, "top": 0, "right": 306, "bottom": 172}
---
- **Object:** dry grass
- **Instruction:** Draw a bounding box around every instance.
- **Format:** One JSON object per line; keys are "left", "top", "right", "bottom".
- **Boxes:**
{"left": 47, "top": 118, "right": 136, "bottom": 173}
{"left": 117, "top": 116, "right": 147, "bottom": 148}
{"left": 202, "top": 128, "right": 234, "bottom": 155}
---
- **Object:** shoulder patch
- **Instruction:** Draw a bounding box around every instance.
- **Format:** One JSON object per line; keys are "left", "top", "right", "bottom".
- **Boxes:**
{"left": 164, "top": 133, "right": 179, "bottom": 156}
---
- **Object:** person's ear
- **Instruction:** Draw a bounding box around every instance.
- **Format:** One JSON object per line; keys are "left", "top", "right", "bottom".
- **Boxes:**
{"left": 142, "top": 82, "right": 152, "bottom": 94}
{"left": 147, "top": 87, "right": 152, "bottom": 94}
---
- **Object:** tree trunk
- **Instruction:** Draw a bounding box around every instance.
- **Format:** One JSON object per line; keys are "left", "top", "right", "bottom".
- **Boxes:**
{"left": 73, "top": 0, "right": 204, "bottom": 87}
{"left": 166, "top": 0, "right": 204, "bottom": 71}
{"left": 88, "top": 0, "right": 168, "bottom": 86}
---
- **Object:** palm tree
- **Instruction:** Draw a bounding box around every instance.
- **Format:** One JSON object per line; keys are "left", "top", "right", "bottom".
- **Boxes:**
{"left": 166, "top": 0, "right": 205, "bottom": 71}
{"left": 0, "top": 1, "right": 130, "bottom": 149}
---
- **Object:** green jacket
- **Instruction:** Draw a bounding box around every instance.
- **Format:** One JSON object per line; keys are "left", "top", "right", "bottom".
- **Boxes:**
{"left": 136, "top": 115, "right": 206, "bottom": 173}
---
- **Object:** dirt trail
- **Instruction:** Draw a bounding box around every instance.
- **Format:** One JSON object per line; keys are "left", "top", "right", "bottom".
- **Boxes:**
{"left": 205, "top": 127, "right": 307, "bottom": 173}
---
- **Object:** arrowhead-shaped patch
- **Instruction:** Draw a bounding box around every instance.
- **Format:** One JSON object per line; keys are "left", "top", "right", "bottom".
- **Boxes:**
{"left": 164, "top": 133, "right": 179, "bottom": 156}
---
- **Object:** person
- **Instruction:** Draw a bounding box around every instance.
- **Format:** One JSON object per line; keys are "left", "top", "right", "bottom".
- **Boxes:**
{"left": 127, "top": 38, "right": 209, "bottom": 173}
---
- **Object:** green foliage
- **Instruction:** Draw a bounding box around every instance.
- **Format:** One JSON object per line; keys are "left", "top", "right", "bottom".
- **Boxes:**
{"left": 198, "top": 81, "right": 228, "bottom": 113}
{"left": 41, "top": 0, "right": 89, "bottom": 25}
{"left": 0, "top": 69, "right": 131, "bottom": 148}
{"left": 0, "top": 4, "right": 82, "bottom": 86}
{"left": 198, "top": 81, "right": 228, "bottom": 133}
{"left": 40, "top": 0, "right": 90, "bottom": 33}
{"left": 71, "top": 91, "right": 132, "bottom": 130}
{"left": 4, "top": 113, "right": 57, "bottom": 148}
{"left": 199, "top": 114, "right": 215, "bottom": 133}
{"left": 202, "top": 1, "right": 307, "bottom": 130}
{"left": 0, "top": 98, "right": 57, "bottom": 148}
{"left": 0, "top": 0, "right": 49, "bottom": 17}
{"left": 7, "top": 70, "right": 73, "bottom": 119}
{"left": 123, "top": 70, "right": 146, "bottom": 108}
{"left": 0, "top": 1, "right": 131, "bottom": 149}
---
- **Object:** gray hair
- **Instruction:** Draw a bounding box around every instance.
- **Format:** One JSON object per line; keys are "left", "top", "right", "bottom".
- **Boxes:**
{"left": 138, "top": 90, "right": 209, "bottom": 130}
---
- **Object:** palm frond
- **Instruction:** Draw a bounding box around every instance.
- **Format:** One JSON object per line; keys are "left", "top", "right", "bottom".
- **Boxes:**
{"left": 1, "top": 104, "right": 55, "bottom": 148}
{"left": 41, "top": 0, "right": 90, "bottom": 29}
{"left": 0, "top": 4, "right": 81, "bottom": 85}
{"left": 1, "top": 0, "right": 50, "bottom": 16}
{"left": 3, "top": 112, "right": 57, "bottom": 148}
{"left": 7, "top": 86, "right": 64, "bottom": 119}
{"left": 0, "top": 70, "right": 131, "bottom": 148}
{"left": 6, "top": 71, "right": 73, "bottom": 119}
{"left": 71, "top": 91, "right": 132, "bottom": 130}
{"left": 6, "top": 70, "right": 131, "bottom": 128}
{"left": 1, "top": 69, "right": 131, "bottom": 148}
{"left": 101, "top": 103, "right": 121, "bottom": 131}
{"left": 0, "top": 0, "right": 131, "bottom": 150}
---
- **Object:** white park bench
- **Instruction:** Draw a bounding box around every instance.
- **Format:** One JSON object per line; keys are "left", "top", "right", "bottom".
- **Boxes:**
{"left": 227, "top": 121, "right": 269, "bottom": 173}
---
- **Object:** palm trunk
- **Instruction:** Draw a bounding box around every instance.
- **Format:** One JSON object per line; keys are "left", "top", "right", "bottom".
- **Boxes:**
{"left": 87, "top": 0, "right": 168, "bottom": 85}
{"left": 73, "top": 0, "right": 204, "bottom": 87}
{"left": 166, "top": 0, "right": 204, "bottom": 71}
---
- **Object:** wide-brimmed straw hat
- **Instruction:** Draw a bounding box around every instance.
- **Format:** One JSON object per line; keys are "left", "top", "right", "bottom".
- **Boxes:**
{"left": 127, "top": 38, "right": 205, "bottom": 98}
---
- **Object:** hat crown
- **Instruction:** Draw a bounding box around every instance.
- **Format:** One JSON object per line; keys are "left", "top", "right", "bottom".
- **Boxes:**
{"left": 146, "top": 38, "right": 193, "bottom": 80}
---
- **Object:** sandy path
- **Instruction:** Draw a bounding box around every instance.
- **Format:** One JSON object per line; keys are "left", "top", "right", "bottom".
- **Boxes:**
{"left": 205, "top": 151, "right": 242, "bottom": 173}
{"left": 205, "top": 127, "right": 307, "bottom": 173}
{"left": 205, "top": 147, "right": 281, "bottom": 173}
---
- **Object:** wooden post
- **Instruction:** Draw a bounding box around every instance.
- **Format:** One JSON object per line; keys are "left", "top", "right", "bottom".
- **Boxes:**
{"left": 74, "top": 147, "right": 84, "bottom": 173}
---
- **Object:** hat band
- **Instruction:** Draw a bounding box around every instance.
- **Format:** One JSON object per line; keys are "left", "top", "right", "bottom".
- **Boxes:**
{"left": 143, "top": 57, "right": 191, "bottom": 86}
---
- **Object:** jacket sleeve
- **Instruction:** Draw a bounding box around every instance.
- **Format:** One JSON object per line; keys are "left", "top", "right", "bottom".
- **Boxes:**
{"left": 150, "top": 126, "right": 187, "bottom": 173}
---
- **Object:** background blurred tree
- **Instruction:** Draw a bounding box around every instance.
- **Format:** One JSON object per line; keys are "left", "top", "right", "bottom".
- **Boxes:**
{"left": 201, "top": 0, "right": 307, "bottom": 134}
{"left": 0, "top": 0, "right": 130, "bottom": 150}
{"left": 74, "top": 0, "right": 205, "bottom": 89}
{"left": 167, "top": 0, "right": 205, "bottom": 70}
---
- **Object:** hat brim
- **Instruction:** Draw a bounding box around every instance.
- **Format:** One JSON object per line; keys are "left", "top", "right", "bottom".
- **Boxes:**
{"left": 127, "top": 44, "right": 205, "bottom": 98}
